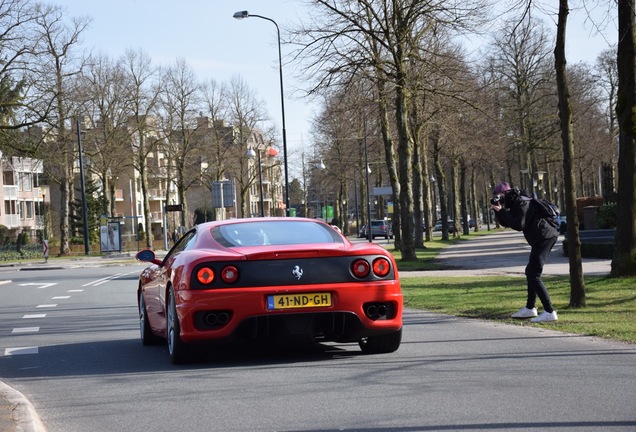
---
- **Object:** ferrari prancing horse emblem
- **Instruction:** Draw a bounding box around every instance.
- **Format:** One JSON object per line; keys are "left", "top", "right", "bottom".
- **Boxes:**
{"left": 292, "top": 265, "right": 304, "bottom": 280}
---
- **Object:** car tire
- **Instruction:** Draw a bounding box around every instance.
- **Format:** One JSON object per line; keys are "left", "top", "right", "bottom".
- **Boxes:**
{"left": 359, "top": 328, "right": 402, "bottom": 354}
{"left": 139, "top": 292, "right": 161, "bottom": 346}
{"left": 167, "top": 288, "right": 191, "bottom": 364}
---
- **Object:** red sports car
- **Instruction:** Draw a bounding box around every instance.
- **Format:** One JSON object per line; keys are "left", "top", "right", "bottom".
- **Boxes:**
{"left": 136, "top": 217, "right": 403, "bottom": 363}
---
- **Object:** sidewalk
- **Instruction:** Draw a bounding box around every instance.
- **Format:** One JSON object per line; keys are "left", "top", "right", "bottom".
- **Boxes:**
{"left": 403, "top": 230, "right": 611, "bottom": 277}
{"left": 0, "top": 230, "right": 612, "bottom": 431}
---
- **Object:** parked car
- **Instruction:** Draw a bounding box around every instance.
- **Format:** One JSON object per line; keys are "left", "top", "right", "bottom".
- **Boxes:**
{"left": 136, "top": 217, "right": 403, "bottom": 363}
{"left": 434, "top": 219, "right": 455, "bottom": 232}
{"left": 369, "top": 219, "right": 394, "bottom": 239}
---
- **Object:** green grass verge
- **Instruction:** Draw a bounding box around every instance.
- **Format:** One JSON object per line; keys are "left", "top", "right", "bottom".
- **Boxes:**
{"left": 400, "top": 275, "right": 636, "bottom": 344}
{"left": 392, "top": 230, "right": 636, "bottom": 344}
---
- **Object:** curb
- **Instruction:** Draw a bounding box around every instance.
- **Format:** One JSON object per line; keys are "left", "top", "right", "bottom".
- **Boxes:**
{"left": 0, "top": 381, "right": 46, "bottom": 432}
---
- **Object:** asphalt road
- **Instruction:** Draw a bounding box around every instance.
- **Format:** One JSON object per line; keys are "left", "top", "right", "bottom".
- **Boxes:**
{"left": 1, "top": 230, "right": 633, "bottom": 432}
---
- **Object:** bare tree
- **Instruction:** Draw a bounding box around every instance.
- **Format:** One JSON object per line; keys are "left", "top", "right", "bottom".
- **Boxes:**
{"left": 32, "top": 3, "right": 90, "bottom": 255}
{"left": 157, "top": 58, "right": 204, "bottom": 228}
{"left": 226, "top": 76, "right": 269, "bottom": 218}
{"left": 0, "top": 0, "right": 55, "bottom": 143}
{"left": 74, "top": 53, "right": 136, "bottom": 217}
{"left": 595, "top": 46, "right": 619, "bottom": 177}
{"left": 293, "top": 0, "right": 489, "bottom": 260}
{"left": 555, "top": 0, "right": 586, "bottom": 306}
{"left": 612, "top": 0, "right": 636, "bottom": 276}
{"left": 120, "top": 48, "right": 161, "bottom": 248}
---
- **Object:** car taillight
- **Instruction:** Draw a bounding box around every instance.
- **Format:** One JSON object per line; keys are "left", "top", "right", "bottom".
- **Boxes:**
{"left": 221, "top": 265, "right": 239, "bottom": 284}
{"left": 372, "top": 257, "right": 391, "bottom": 277}
{"left": 196, "top": 267, "right": 215, "bottom": 284}
{"left": 351, "top": 259, "right": 371, "bottom": 278}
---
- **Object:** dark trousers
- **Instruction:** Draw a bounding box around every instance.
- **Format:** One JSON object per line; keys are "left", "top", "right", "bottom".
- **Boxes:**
{"left": 525, "top": 235, "right": 558, "bottom": 312}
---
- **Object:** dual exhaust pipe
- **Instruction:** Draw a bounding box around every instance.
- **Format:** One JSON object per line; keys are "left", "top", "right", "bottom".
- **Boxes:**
{"left": 203, "top": 311, "right": 230, "bottom": 327}
{"left": 365, "top": 303, "right": 389, "bottom": 319}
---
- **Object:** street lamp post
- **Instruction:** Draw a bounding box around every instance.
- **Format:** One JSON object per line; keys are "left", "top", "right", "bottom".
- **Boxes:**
{"left": 246, "top": 147, "right": 265, "bottom": 217}
{"left": 76, "top": 120, "right": 90, "bottom": 255}
{"left": 233, "top": 10, "right": 290, "bottom": 216}
{"left": 364, "top": 132, "right": 372, "bottom": 243}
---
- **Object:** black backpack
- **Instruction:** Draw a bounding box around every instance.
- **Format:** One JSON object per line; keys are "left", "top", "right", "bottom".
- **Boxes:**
{"left": 531, "top": 197, "right": 560, "bottom": 229}
{"left": 513, "top": 188, "right": 560, "bottom": 229}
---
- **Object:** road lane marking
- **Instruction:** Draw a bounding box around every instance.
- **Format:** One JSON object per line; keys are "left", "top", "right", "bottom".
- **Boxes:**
{"left": 18, "top": 283, "right": 58, "bottom": 289}
{"left": 83, "top": 274, "right": 123, "bottom": 286}
{"left": 52, "top": 296, "right": 70, "bottom": 299}
{"left": 4, "top": 347, "right": 38, "bottom": 356}
{"left": 36, "top": 304, "right": 57, "bottom": 308}
{"left": 68, "top": 289, "right": 84, "bottom": 292}
{"left": 12, "top": 327, "right": 39, "bottom": 333}
{"left": 83, "top": 271, "right": 138, "bottom": 287}
{"left": 22, "top": 314, "right": 46, "bottom": 319}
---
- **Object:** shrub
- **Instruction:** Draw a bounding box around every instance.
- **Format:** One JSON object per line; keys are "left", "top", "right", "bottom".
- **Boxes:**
{"left": 597, "top": 203, "right": 617, "bottom": 229}
{"left": 562, "top": 239, "right": 614, "bottom": 259}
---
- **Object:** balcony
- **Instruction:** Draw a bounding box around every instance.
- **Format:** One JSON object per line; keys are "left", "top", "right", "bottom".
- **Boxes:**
{"left": 3, "top": 185, "right": 18, "bottom": 200}
{"left": 147, "top": 189, "right": 165, "bottom": 200}
{"left": 3, "top": 214, "right": 19, "bottom": 228}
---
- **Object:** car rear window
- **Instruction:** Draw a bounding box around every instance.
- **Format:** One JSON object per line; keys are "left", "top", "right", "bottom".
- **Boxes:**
{"left": 213, "top": 220, "right": 343, "bottom": 247}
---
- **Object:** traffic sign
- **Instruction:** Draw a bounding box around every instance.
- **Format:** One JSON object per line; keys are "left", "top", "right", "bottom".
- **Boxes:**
{"left": 43, "top": 240, "right": 49, "bottom": 261}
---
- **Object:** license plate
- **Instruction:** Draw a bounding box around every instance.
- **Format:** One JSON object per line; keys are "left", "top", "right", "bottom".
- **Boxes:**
{"left": 267, "top": 293, "right": 332, "bottom": 310}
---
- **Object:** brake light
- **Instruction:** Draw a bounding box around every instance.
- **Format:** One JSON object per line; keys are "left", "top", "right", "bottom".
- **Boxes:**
{"left": 196, "top": 267, "right": 215, "bottom": 284}
{"left": 351, "top": 259, "right": 371, "bottom": 278}
{"left": 372, "top": 257, "right": 391, "bottom": 277}
{"left": 221, "top": 265, "right": 239, "bottom": 284}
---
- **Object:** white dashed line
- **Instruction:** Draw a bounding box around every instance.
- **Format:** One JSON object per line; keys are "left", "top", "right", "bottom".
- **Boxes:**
{"left": 4, "top": 347, "right": 38, "bottom": 356}
{"left": 22, "top": 314, "right": 46, "bottom": 319}
{"left": 52, "top": 296, "right": 70, "bottom": 299}
{"left": 12, "top": 327, "right": 40, "bottom": 333}
{"left": 36, "top": 304, "right": 57, "bottom": 308}
{"left": 68, "top": 289, "right": 84, "bottom": 292}
{"left": 18, "top": 283, "right": 58, "bottom": 289}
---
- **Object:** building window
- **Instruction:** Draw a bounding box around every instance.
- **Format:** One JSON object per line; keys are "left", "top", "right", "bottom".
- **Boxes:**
{"left": 20, "top": 172, "right": 32, "bottom": 191}
{"left": 3, "top": 171, "right": 14, "bottom": 186}
{"left": 25, "top": 201, "right": 33, "bottom": 219}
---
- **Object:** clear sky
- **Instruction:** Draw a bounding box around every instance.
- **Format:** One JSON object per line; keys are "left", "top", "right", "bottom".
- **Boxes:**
{"left": 47, "top": 0, "right": 617, "bottom": 159}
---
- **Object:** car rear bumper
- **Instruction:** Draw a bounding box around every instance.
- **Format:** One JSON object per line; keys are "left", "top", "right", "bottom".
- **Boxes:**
{"left": 174, "top": 281, "right": 403, "bottom": 343}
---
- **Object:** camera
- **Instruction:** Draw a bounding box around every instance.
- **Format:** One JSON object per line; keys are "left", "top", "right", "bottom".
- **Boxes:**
{"left": 490, "top": 195, "right": 503, "bottom": 206}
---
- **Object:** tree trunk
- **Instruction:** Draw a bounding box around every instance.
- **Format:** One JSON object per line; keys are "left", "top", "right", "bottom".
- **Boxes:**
{"left": 611, "top": 0, "right": 636, "bottom": 276}
{"left": 555, "top": 0, "right": 586, "bottom": 307}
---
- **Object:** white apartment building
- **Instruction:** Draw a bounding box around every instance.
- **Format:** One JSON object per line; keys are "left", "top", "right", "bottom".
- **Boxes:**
{"left": 0, "top": 153, "right": 47, "bottom": 237}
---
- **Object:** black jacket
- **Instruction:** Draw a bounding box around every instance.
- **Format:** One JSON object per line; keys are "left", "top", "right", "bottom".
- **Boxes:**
{"left": 494, "top": 189, "right": 559, "bottom": 246}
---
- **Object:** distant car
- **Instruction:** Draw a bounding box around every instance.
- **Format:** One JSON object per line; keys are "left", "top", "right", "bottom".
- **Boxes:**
{"left": 559, "top": 215, "right": 567, "bottom": 234}
{"left": 136, "top": 217, "right": 403, "bottom": 363}
{"left": 369, "top": 220, "right": 394, "bottom": 239}
{"left": 434, "top": 220, "right": 455, "bottom": 232}
{"left": 359, "top": 224, "right": 367, "bottom": 238}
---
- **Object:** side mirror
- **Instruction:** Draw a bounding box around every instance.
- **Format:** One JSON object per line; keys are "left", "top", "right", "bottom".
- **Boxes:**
{"left": 136, "top": 249, "right": 162, "bottom": 265}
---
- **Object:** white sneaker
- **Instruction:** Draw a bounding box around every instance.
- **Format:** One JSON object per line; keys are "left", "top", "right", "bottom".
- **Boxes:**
{"left": 530, "top": 310, "right": 558, "bottom": 323}
{"left": 511, "top": 307, "right": 538, "bottom": 318}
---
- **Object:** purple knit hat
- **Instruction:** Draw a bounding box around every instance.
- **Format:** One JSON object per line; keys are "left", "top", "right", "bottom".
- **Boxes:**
{"left": 493, "top": 182, "right": 511, "bottom": 195}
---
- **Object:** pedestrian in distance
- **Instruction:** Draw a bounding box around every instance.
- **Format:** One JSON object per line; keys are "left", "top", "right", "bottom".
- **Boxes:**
{"left": 491, "top": 182, "right": 560, "bottom": 323}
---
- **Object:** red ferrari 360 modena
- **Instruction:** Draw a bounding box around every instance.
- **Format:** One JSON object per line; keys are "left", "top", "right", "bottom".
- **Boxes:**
{"left": 136, "top": 217, "right": 403, "bottom": 363}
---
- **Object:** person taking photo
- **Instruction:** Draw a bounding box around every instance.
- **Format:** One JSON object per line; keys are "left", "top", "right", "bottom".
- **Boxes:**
{"left": 491, "top": 182, "right": 559, "bottom": 323}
